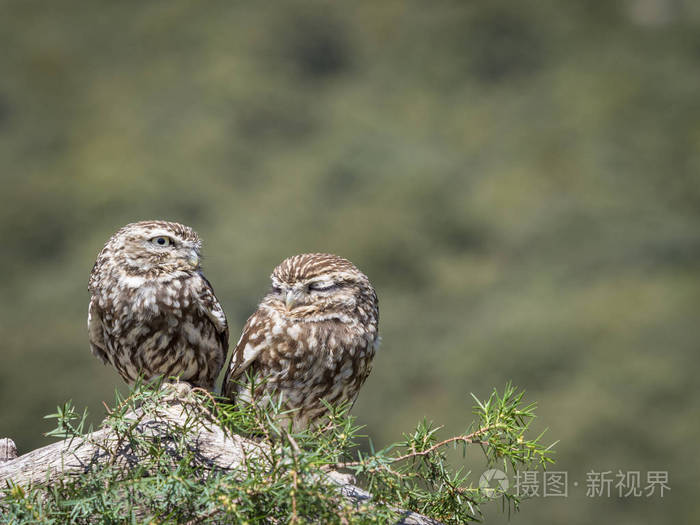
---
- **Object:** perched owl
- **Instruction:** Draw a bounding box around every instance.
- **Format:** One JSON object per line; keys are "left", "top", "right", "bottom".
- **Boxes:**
{"left": 224, "top": 253, "right": 379, "bottom": 429}
{"left": 88, "top": 221, "right": 228, "bottom": 390}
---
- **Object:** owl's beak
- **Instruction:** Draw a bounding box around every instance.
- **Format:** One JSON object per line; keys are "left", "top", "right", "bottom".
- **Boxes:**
{"left": 285, "top": 291, "right": 295, "bottom": 310}
{"left": 285, "top": 290, "right": 302, "bottom": 310}
{"left": 187, "top": 250, "right": 200, "bottom": 269}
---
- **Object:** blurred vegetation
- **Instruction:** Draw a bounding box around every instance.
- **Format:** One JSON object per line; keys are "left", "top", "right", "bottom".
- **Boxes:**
{"left": 0, "top": 0, "right": 699, "bottom": 523}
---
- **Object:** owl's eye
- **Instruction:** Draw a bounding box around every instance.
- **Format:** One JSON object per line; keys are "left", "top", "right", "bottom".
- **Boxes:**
{"left": 271, "top": 285, "right": 283, "bottom": 294}
{"left": 308, "top": 281, "right": 337, "bottom": 292}
{"left": 150, "top": 236, "right": 173, "bottom": 247}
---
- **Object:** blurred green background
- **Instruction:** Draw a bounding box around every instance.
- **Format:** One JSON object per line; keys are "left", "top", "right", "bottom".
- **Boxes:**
{"left": 1, "top": 1, "right": 699, "bottom": 523}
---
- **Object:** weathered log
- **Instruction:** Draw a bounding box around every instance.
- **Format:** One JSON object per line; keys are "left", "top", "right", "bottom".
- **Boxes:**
{"left": 0, "top": 438, "right": 18, "bottom": 464}
{"left": 0, "top": 384, "right": 439, "bottom": 524}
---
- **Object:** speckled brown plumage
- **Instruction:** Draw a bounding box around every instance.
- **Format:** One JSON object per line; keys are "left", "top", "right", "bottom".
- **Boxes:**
{"left": 224, "top": 253, "right": 379, "bottom": 429}
{"left": 88, "top": 221, "right": 228, "bottom": 390}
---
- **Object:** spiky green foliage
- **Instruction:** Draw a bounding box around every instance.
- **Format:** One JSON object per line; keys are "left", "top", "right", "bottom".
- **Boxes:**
{"left": 1, "top": 382, "right": 553, "bottom": 524}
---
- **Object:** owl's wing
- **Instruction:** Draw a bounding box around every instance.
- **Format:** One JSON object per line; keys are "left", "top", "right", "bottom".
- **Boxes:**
{"left": 87, "top": 297, "right": 109, "bottom": 364}
{"left": 223, "top": 312, "right": 267, "bottom": 398}
{"left": 195, "top": 277, "right": 230, "bottom": 354}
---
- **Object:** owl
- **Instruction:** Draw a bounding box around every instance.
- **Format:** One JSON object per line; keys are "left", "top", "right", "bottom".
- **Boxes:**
{"left": 224, "top": 253, "right": 379, "bottom": 429}
{"left": 88, "top": 221, "right": 228, "bottom": 390}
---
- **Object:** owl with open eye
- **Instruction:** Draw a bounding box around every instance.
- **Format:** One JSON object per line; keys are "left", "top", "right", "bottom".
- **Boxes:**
{"left": 224, "top": 253, "right": 379, "bottom": 429}
{"left": 88, "top": 220, "right": 228, "bottom": 390}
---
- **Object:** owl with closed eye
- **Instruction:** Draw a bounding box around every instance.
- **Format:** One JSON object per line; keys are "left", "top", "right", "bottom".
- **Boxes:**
{"left": 224, "top": 253, "right": 379, "bottom": 429}
{"left": 88, "top": 220, "right": 228, "bottom": 390}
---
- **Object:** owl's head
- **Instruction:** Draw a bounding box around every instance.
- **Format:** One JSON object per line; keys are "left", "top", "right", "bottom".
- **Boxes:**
{"left": 267, "top": 253, "right": 378, "bottom": 323}
{"left": 99, "top": 220, "right": 202, "bottom": 277}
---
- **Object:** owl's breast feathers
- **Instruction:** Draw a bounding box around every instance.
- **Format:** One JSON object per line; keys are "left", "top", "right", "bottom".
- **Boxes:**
{"left": 88, "top": 270, "right": 228, "bottom": 388}
{"left": 225, "top": 305, "right": 378, "bottom": 416}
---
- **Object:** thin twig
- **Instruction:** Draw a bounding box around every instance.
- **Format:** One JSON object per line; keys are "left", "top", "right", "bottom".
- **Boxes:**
{"left": 290, "top": 469, "right": 298, "bottom": 524}
{"left": 327, "top": 425, "right": 495, "bottom": 471}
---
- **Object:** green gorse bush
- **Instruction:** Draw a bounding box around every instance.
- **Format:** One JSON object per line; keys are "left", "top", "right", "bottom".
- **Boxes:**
{"left": 1, "top": 381, "right": 554, "bottom": 524}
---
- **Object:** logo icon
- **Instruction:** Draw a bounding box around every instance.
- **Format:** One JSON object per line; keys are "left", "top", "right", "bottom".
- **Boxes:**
{"left": 479, "top": 469, "right": 509, "bottom": 498}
